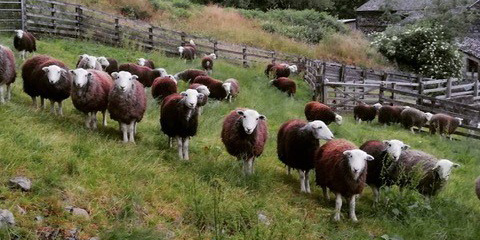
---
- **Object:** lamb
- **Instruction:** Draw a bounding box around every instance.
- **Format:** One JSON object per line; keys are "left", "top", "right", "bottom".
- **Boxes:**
{"left": 13, "top": 30, "right": 36, "bottom": 60}
{"left": 221, "top": 109, "right": 268, "bottom": 175}
{"left": 304, "top": 101, "right": 342, "bottom": 125}
{"left": 353, "top": 103, "right": 382, "bottom": 123}
{"left": 223, "top": 78, "right": 240, "bottom": 102}
{"left": 378, "top": 105, "right": 405, "bottom": 125}
{"left": 201, "top": 53, "right": 216, "bottom": 74}
{"left": 21, "top": 55, "right": 71, "bottom": 115}
{"left": 392, "top": 149, "right": 460, "bottom": 196}
{"left": 265, "top": 63, "right": 297, "bottom": 78}
{"left": 270, "top": 77, "right": 296, "bottom": 97}
{"left": 151, "top": 76, "right": 177, "bottom": 102}
{"left": 70, "top": 68, "right": 114, "bottom": 129}
{"left": 191, "top": 75, "right": 229, "bottom": 100}
{"left": 277, "top": 119, "right": 334, "bottom": 193}
{"left": 160, "top": 89, "right": 204, "bottom": 160}
{"left": 476, "top": 177, "right": 480, "bottom": 200}
{"left": 98, "top": 57, "right": 119, "bottom": 75}
{"left": 429, "top": 113, "right": 463, "bottom": 140}
{"left": 359, "top": 139, "right": 409, "bottom": 202}
{"left": 76, "top": 54, "right": 102, "bottom": 70}
{"left": 314, "top": 139, "right": 373, "bottom": 222}
{"left": 400, "top": 107, "right": 433, "bottom": 133}
{"left": 0, "top": 45, "right": 16, "bottom": 103}
{"left": 189, "top": 83, "right": 210, "bottom": 114}
{"left": 108, "top": 71, "right": 147, "bottom": 143}
{"left": 137, "top": 58, "right": 155, "bottom": 69}
{"left": 173, "top": 69, "right": 207, "bottom": 83}
{"left": 118, "top": 63, "right": 164, "bottom": 88}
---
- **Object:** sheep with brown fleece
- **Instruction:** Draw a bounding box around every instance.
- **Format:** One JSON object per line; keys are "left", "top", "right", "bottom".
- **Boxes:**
{"left": 429, "top": 113, "right": 463, "bottom": 140}
{"left": 108, "top": 71, "right": 147, "bottom": 143}
{"left": 118, "top": 63, "right": 164, "bottom": 88}
{"left": 173, "top": 69, "right": 207, "bottom": 83}
{"left": 400, "top": 107, "right": 433, "bottom": 133}
{"left": 221, "top": 109, "right": 268, "bottom": 175}
{"left": 98, "top": 57, "right": 119, "bottom": 75}
{"left": 265, "top": 63, "right": 297, "bottom": 78}
{"left": 378, "top": 105, "right": 405, "bottom": 125}
{"left": 304, "top": 101, "right": 342, "bottom": 125}
{"left": 189, "top": 83, "right": 210, "bottom": 114}
{"left": 270, "top": 77, "right": 296, "bottom": 97}
{"left": 151, "top": 76, "right": 177, "bottom": 102}
{"left": 178, "top": 40, "right": 197, "bottom": 62}
{"left": 76, "top": 54, "right": 102, "bottom": 70}
{"left": 314, "top": 139, "right": 374, "bottom": 222}
{"left": 191, "top": 75, "right": 229, "bottom": 100}
{"left": 224, "top": 78, "right": 239, "bottom": 102}
{"left": 0, "top": 45, "right": 16, "bottom": 103}
{"left": 277, "top": 119, "right": 334, "bottom": 193}
{"left": 353, "top": 103, "right": 382, "bottom": 123}
{"left": 13, "top": 30, "right": 36, "bottom": 60}
{"left": 137, "top": 58, "right": 155, "bottom": 69}
{"left": 201, "top": 53, "right": 216, "bottom": 74}
{"left": 70, "top": 69, "right": 114, "bottom": 129}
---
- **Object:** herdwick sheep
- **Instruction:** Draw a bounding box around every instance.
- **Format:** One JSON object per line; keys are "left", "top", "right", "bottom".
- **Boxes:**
{"left": 13, "top": 30, "right": 36, "bottom": 60}
{"left": 118, "top": 63, "right": 164, "bottom": 88}
{"left": 70, "top": 69, "right": 114, "bottom": 129}
{"left": 221, "top": 109, "right": 268, "bottom": 175}
{"left": 151, "top": 75, "right": 177, "bottom": 102}
{"left": 353, "top": 103, "right": 382, "bottom": 123}
{"left": 0, "top": 45, "right": 16, "bottom": 103}
{"left": 265, "top": 63, "right": 297, "bottom": 78}
{"left": 137, "top": 58, "right": 155, "bottom": 69}
{"left": 160, "top": 89, "right": 204, "bottom": 160}
{"left": 189, "top": 83, "right": 210, "bottom": 115}
{"left": 191, "top": 75, "right": 229, "bottom": 100}
{"left": 201, "top": 53, "right": 216, "bottom": 74}
{"left": 360, "top": 139, "right": 409, "bottom": 202}
{"left": 179, "top": 40, "right": 196, "bottom": 62}
{"left": 174, "top": 69, "right": 207, "bottom": 83}
{"left": 108, "top": 71, "right": 147, "bottom": 143}
{"left": 277, "top": 119, "right": 334, "bottom": 193}
{"left": 224, "top": 78, "right": 240, "bottom": 102}
{"left": 378, "top": 105, "right": 405, "bottom": 125}
{"left": 270, "top": 77, "right": 296, "bottom": 97}
{"left": 304, "top": 101, "right": 342, "bottom": 125}
{"left": 98, "top": 57, "right": 118, "bottom": 75}
{"left": 76, "top": 54, "right": 102, "bottom": 70}
{"left": 429, "top": 113, "right": 463, "bottom": 140}
{"left": 400, "top": 107, "right": 433, "bottom": 133}
{"left": 314, "top": 139, "right": 374, "bottom": 222}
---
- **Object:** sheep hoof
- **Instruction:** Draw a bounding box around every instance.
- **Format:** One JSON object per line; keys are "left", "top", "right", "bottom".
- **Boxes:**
{"left": 333, "top": 215, "right": 341, "bottom": 222}
{"left": 351, "top": 217, "right": 358, "bottom": 222}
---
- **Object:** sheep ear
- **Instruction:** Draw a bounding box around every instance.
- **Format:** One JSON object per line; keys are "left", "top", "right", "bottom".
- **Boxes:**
{"left": 366, "top": 154, "right": 374, "bottom": 161}
{"left": 131, "top": 75, "right": 138, "bottom": 80}
{"left": 236, "top": 110, "right": 245, "bottom": 116}
{"left": 42, "top": 67, "right": 49, "bottom": 72}
{"left": 180, "top": 91, "right": 188, "bottom": 96}
{"left": 452, "top": 163, "right": 460, "bottom": 168}
{"left": 87, "top": 72, "right": 93, "bottom": 79}
{"left": 69, "top": 70, "right": 75, "bottom": 75}
{"left": 402, "top": 145, "right": 410, "bottom": 150}
{"left": 197, "top": 93, "right": 204, "bottom": 99}
{"left": 343, "top": 150, "right": 352, "bottom": 158}
{"left": 259, "top": 115, "right": 266, "bottom": 121}
{"left": 60, "top": 69, "right": 67, "bottom": 74}
{"left": 111, "top": 72, "right": 119, "bottom": 79}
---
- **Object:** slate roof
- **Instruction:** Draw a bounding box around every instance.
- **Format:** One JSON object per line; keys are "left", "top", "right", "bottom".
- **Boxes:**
{"left": 357, "top": 0, "right": 477, "bottom": 12}
{"left": 459, "top": 37, "right": 480, "bottom": 60}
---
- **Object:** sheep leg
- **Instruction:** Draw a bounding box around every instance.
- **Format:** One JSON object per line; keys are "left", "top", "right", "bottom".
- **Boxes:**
{"left": 134, "top": 122, "right": 137, "bottom": 135}
{"left": 349, "top": 195, "right": 358, "bottom": 222}
{"left": 128, "top": 120, "right": 136, "bottom": 143}
{"left": 372, "top": 186, "right": 380, "bottom": 203}
{"left": 0, "top": 86, "right": 4, "bottom": 104}
{"left": 102, "top": 110, "right": 107, "bottom": 127}
{"left": 298, "top": 170, "right": 306, "bottom": 193}
{"left": 168, "top": 137, "right": 173, "bottom": 148}
{"left": 91, "top": 112, "right": 98, "bottom": 129}
{"left": 322, "top": 186, "right": 330, "bottom": 201}
{"left": 6, "top": 84, "right": 11, "bottom": 101}
{"left": 410, "top": 127, "right": 415, "bottom": 134}
{"left": 85, "top": 113, "right": 92, "bottom": 129}
{"left": 333, "top": 193, "right": 342, "bottom": 221}
{"left": 57, "top": 101, "right": 63, "bottom": 116}
{"left": 305, "top": 170, "right": 311, "bottom": 193}
{"left": 247, "top": 157, "right": 254, "bottom": 174}
{"left": 31, "top": 97, "right": 37, "bottom": 108}
{"left": 121, "top": 123, "right": 128, "bottom": 143}
{"left": 50, "top": 100, "right": 56, "bottom": 114}
{"left": 21, "top": 50, "right": 25, "bottom": 61}
{"left": 198, "top": 107, "right": 203, "bottom": 115}
{"left": 182, "top": 137, "right": 189, "bottom": 160}
{"left": 177, "top": 137, "right": 183, "bottom": 160}
{"left": 287, "top": 166, "right": 291, "bottom": 175}
{"left": 41, "top": 97, "right": 45, "bottom": 109}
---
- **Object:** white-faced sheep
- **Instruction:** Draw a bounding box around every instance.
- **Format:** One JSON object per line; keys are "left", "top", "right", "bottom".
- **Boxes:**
{"left": 277, "top": 119, "right": 334, "bottom": 193}
{"left": 21, "top": 55, "right": 71, "bottom": 115}
{"left": 265, "top": 63, "right": 297, "bottom": 78}
{"left": 270, "top": 77, "right": 296, "bottom": 97}
{"left": 76, "top": 54, "right": 102, "bottom": 70}
{"left": 118, "top": 63, "right": 165, "bottom": 88}
{"left": 315, "top": 139, "right": 374, "bottom": 222}
{"left": 151, "top": 75, "right": 177, "bottom": 102}
{"left": 108, "top": 71, "right": 147, "bottom": 143}
{"left": 378, "top": 105, "right": 405, "bottom": 125}
{"left": 0, "top": 45, "right": 16, "bottom": 103}
{"left": 70, "top": 68, "right": 114, "bottom": 129}
{"left": 189, "top": 83, "right": 210, "bottom": 114}
{"left": 137, "top": 58, "right": 155, "bottom": 69}
{"left": 179, "top": 40, "right": 196, "bottom": 62}
{"left": 160, "top": 89, "right": 204, "bottom": 160}
{"left": 400, "top": 107, "right": 433, "bottom": 133}
{"left": 429, "top": 113, "right": 463, "bottom": 140}
{"left": 221, "top": 109, "right": 268, "bottom": 175}
{"left": 98, "top": 57, "right": 118, "bottom": 75}
{"left": 353, "top": 103, "right": 382, "bottom": 123}
{"left": 174, "top": 69, "right": 207, "bottom": 83}
{"left": 359, "top": 139, "right": 409, "bottom": 202}
{"left": 224, "top": 78, "right": 239, "bottom": 102}
{"left": 392, "top": 149, "right": 460, "bottom": 197}
{"left": 13, "top": 30, "right": 36, "bottom": 60}
{"left": 304, "top": 101, "right": 342, "bottom": 125}
{"left": 201, "top": 53, "right": 216, "bottom": 74}
{"left": 191, "top": 75, "right": 230, "bottom": 101}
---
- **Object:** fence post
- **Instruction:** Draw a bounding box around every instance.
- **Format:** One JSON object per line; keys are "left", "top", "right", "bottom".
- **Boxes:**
{"left": 322, "top": 77, "right": 329, "bottom": 104}
{"left": 21, "top": 0, "right": 26, "bottom": 31}
{"left": 180, "top": 32, "right": 186, "bottom": 45}
{"left": 314, "top": 62, "right": 324, "bottom": 101}
{"left": 271, "top": 51, "right": 276, "bottom": 63}
{"left": 75, "top": 6, "right": 83, "bottom": 39}
{"left": 51, "top": 3, "right": 56, "bottom": 34}
{"left": 474, "top": 69, "right": 479, "bottom": 97}
{"left": 417, "top": 76, "right": 424, "bottom": 105}
{"left": 114, "top": 18, "right": 120, "bottom": 46}
{"left": 379, "top": 82, "right": 385, "bottom": 104}
{"left": 242, "top": 46, "right": 247, "bottom": 68}
{"left": 213, "top": 41, "right": 218, "bottom": 57}
{"left": 390, "top": 83, "right": 396, "bottom": 102}
{"left": 446, "top": 78, "right": 452, "bottom": 99}
{"left": 148, "top": 26, "right": 154, "bottom": 51}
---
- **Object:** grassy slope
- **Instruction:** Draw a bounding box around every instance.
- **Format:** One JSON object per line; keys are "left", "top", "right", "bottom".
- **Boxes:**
{"left": 0, "top": 36, "right": 479, "bottom": 240}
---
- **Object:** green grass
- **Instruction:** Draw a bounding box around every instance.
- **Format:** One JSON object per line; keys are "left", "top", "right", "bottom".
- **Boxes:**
{"left": 0, "top": 35, "right": 479, "bottom": 240}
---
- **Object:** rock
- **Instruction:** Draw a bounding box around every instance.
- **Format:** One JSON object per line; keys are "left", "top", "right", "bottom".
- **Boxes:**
{"left": 257, "top": 212, "right": 270, "bottom": 226}
{"left": 35, "top": 215, "right": 44, "bottom": 222}
{"left": 16, "top": 205, "right": 26, "bottom": 215}
{"left": 65, "top": 206, "right": 90, "bottom": 219}
{"left": 89, "top": 237, "right": 100, "bottom": 240}
{"left": 9, "top": 176, "right": 32, "bottom": 191}
{"left": 0, "top": 209, "right": 15, "bottom": 228}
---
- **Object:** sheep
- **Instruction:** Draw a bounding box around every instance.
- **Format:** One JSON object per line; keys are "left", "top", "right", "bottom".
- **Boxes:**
{"left": 221, "top": 108, "right": 268, "bottom": 175}
{"left": 265, "top": 63, "right": 297, "bottom": 78}
{"left": 304, "top": 101, "right": 342, "bottom": 125}
{"left": 0, "top": 45, "right": 16, "bottom": 103}
{"left": 378, "top": 105, "right": 405, "bottom": 125}
{"left": 353, "top": 103, "right": 382, "bottom": 123}
{"left": 189, "top": 83, "right": 210, "bottom": 114}
{"left": 70, "top": 68, "right": 114, "bottom": 129}
{"left": 359, "top": 139, "right": 410, "bottom": 202}
{"left": 392, "top": 149, "right": 460, "bottom": 197}
{"left": 476, "top": 177, "right": 480, "bottom": 200}
{"left": 178, "top": 40, "right": 196, "bottom": 62}
{"left": 137, "top": 58, "right": 155, "bottom": 69}
{"left": 277, "top": 119, "right": 334, "bottom": 193}
{"left": 160, "top": 89, "right": 204, "bottom": 160}
{"left": 108, "top": 71, "right": 147, "bottom": 143}
{"left": 224, "top": 78, "right": 239, "bottom": 102}
{"left": 76, "top": 54, "right": 102, "bottom": 70}
{"left": 118, "top": 63, "right": 164, "bottom": 88}
{"left": 173, "top": 69, "right": 207, "bottom": 83}
{"left": 98, "top": 57, "right": 119, "bottom": 75}
{"left": 270, "top": 77, "right": 296, "bottom": 97}
{"left": 21, "top": 55, "right": 71, "bottom": 114}
{"left": 191, "top": 75, "right": 230, "bottom": 101}
{"left": 314, "top": 139, "right": 374, "bottom": 222}
{"left": 400, "top": 107, "right": 433, "bottom": 133}
{"left": 13, "top": 30, "right": 36, "bottom": 60}
{"left": 201, "top": 53, "right": 216, "bottom": 74}
{"left": 151, "top": 76, "right": 177, "bottom": 102}
{"left": 429, "top": 113, "right": 463, "bottom": 140}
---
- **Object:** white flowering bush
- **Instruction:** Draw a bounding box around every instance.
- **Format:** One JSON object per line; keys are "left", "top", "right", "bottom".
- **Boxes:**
{"left": 372, "top": 25, "right": 463, "bottom": 78}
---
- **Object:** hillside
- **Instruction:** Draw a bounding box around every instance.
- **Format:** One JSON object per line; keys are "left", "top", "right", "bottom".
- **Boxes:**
{"left": 0, "top": 35, "right": 479, "bottom": 239}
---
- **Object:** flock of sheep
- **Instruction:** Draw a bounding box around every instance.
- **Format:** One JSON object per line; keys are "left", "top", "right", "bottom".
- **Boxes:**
{"left": 1, "top": 30, "right": 479, "bottom": 223}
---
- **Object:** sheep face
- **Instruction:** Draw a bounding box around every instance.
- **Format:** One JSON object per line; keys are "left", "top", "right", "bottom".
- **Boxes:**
{"left": 288, "top": 65, "right": 298, "bottom": 73}
{"left": 189, "top": 39, "right": 195, "bottom": 45}
{"left": 307, "top": 120, "right": 334, "bottom": 140}
{"left": 156, "top": 68, "right": 168, "bottom": 77}
{"left": 455, "top": 117, "right": 463, "bottom": 125}
{"left": 178, "top": 47, "right": 184, "bottom": 54}
{"left": 14, "top": 29, "right": 24, "bottom": 38}
{"left": 383, "top": 140, "right": 409, "bottom": 161}
{"left": 70, "top": 68, "right": 92, "bottom": 88}
{"left": 343, "top": 150, "right": 374, "bottom": 180}
{"left": 222, "top": 82, "right": 232, "bottom": 97}
{"left": 42, "top": 65, "right": 67, "bottom": 84}
{"left": 425, "top": 112, "right": 433, "bottom": 122}
{"left": 195, "top": 85, "right": 210, "bottom": 96}
{"left": 373, "top": 103, "right": 382, "bottom": 110}
{"left": 97, "top": 57, "right": 110, "bottom": 68}
{"left": 111, "top": 71, "right": 137, "bottom": 92}
{"left": 335, "top": 114, "right": 343, "bottom": 125}
{"left": 181, "top": 89, "right": 204, "bottom": 109}
{"left": 237, "top": 109, "right": 265, "bottom": 135}
{"left": 208, "top": 53, "right": 217, "bottom": 59}
{"left": 137, "top": 58, "right": 146, "bottom": 66}
{"left": 84, "top": 55, "right": 98, "bottom": 69}
{"left": 434, "top": 159, "right": 460, "bottom": 180}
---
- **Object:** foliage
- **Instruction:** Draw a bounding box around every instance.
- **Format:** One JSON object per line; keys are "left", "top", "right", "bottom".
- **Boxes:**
{"left": 331, "top": 0, "right": 369, "bottom": 19}
{"left": 191, "top": 0, "right": 333, "bottom": 12}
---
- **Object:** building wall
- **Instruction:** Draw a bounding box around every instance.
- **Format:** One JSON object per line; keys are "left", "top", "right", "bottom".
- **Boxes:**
{"left": 356, "top": 11, "right": 389, "bottom": 34}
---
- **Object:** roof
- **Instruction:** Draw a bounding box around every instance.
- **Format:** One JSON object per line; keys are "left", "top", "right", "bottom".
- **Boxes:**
{"left": 357, "top": 0, "right": 477, "bottom": 12}
{"left": 459, "top": 37, "right": 480, "bottom": 60}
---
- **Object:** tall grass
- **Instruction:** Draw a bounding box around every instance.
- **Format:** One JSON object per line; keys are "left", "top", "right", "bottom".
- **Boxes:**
{"left": 0, "top": 36, "right": 478, "bottom": 239}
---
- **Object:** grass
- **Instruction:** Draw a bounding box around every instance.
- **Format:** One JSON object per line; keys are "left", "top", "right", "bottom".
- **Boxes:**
{"left": 0, "top": 35, "right": 479, "bottom": 239}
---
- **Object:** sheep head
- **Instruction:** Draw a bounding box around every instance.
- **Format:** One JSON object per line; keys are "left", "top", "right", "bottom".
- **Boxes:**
{"left": 236, "top": 109, "right": 266, "bottom": 135}
{"left": 288, "top": 65, "right": 298, "bottom": 73}
{"left": 42, "top": 65, "right": 67, "bottom": 84}
{"left": 383, "top": 140, "right": 409, "bottom": 161}
{"left": 156, "top": 68, "right": 168, "bottom": 77}
{"left": 195, "top": 85, "right": 210, "bottom": 96}
{"left": 434, "top": 159, "right": 460, "bottom": 180}
{"left": 335, "top": 114, "right": 343, "bottom": 125}
{"left": 373, "top": 103, "right": 382, "bottom": 110}
{"left": 137, "top": 58, "right": 146, "bottom": 66}
{"left": 343, "top": 149, "right": 374, "bottom": 180}
{"left": 222, "top": 82, "right": 232, "bottom": 98}
{"left": 70, "top": 68, "right": 92, "bottom": 88}
{"left": 178, "top": 46, "right": 184, "bottom": 54}
{"left": 425, "top": 112, "right": 433, "bottom": 122}
{"left": 207, "top": 53, "right": 217, "bottom": 59}
{"left": 85, "top": 55, "right": 98, "bottom": 69}
{"left": 97, "top": 57, "right": 110, "bottom": 68}
{"left": 111, "top": 71, "right": 137, "bottom": 92}
{"left": 189, "top": 39, "right": 195, "bottom": 46}
{"left": 455, "top": 117, "right": 463, "bottom": 125}
{"left": 14, "top": 29, "right": 24, "bottom": 38}
{"left": 306, "top": 120, "right": 334, "bottom": 141}
{"left": 180, "top": 89, "right": 204, "bottom": 109}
